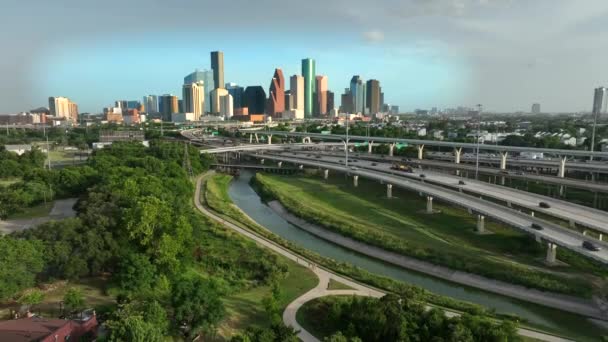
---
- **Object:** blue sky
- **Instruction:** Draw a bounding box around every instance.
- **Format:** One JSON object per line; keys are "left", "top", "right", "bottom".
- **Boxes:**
{"left": 2, "top": 0, "right": 608, "bottom": 113}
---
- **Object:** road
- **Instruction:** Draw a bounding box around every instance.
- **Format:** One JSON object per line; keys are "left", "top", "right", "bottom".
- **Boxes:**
{"left": 270, "top": 150, "right": 608, "bottom": 237}
{"left": 248, "top": 153, "right": 608, "bottom": 264}
{"left": 0, "top": 198, "right": 78, "bottom": 234}
{"left": 193, "top": 174, "right": 574, "bottom": 342}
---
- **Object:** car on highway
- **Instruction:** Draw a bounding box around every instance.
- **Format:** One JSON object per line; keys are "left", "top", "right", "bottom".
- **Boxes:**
{"left": 419, "top": 174, "right": 426, "bottom": 178}
{"left": 371, "top": 163, "right": 377, "bottom": 166}
{"left": 583, "top": 241, "right": 601, "bottom": 252}
{"left": 539, "top": 202, "right": 551, "bottom": 209}
{"left": 458, "top": 180, "right": 466, "bottom": 185}
{"left": 499, "top": 171, "right": 509, "bottom": 175}
{"left": 516, "top": 171, "right": 525, "bottom": 175}
{"left": 350, "top": 166, "right": 358, "bottom": 171}
{"left": 531, "top": 223, "right": 543, "bottom": 230}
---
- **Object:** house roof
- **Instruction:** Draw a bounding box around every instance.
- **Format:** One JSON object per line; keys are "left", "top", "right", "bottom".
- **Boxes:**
{"left": 0, "top": 317, "right": 71, "bottom": 342}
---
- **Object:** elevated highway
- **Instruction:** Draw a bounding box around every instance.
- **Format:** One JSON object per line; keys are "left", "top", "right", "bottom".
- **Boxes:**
{"left": 267, "top": 151, "right": 608, "bottom": 239}
{"left": 246, "top": 152, "right": 608, "bottom": 264}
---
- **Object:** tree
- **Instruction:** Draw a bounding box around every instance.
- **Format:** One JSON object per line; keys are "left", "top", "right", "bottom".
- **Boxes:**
{"left": 0, "top": 237, "right": 44, "bottom": 300}
{"left": 171, "top": 274, "right": 226, "bottom": 338}
{"left": 63, "top": 287, "right": 85, "bottom": 314}
{"left": 115, "top": 253, "right": 158, "bottom": 297}
{"left": 106, "top": 314, "right": 163, "bottom": 342}
{"left": 18, "top": 289, "right": 45, "bottom": 312}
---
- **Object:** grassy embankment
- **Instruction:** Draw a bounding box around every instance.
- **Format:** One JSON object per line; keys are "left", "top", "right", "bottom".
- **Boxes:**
{"left": 202, "top": 173, "right": 494, "bottom": 316}
{"left": 201, "top": 174, "right": 318, "bottom": 338}
{"left": 253, "top": 173, "right": 608, "bottom": 298}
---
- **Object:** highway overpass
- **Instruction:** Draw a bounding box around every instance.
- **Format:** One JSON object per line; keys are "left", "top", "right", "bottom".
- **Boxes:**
{"left": 245, "top": 152, "right": 608, "bottom": 265}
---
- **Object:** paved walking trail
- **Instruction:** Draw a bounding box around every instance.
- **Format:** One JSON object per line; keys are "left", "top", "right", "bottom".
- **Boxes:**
{"left": 0, "top": 198, "right": 78, "bottom": 234}
{"left": 194, "top": 174, "right": 572, "bottom": 342}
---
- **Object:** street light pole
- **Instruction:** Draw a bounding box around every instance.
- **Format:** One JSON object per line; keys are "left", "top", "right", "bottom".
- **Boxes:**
{"left": 475, "top": 104, "right": 482, "bottom": 180}
{"left": 590, "top": 111, "right": 598, "bottom": 161}
{"left": 345, "top": 118, "right": 349, "bottom": 168}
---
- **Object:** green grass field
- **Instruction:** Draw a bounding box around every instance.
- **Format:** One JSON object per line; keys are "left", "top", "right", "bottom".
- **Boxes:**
{"left": 327, "top": 279, "right": 354, "bottom": 290}
{"left": 202, "top": 174, "right": 318, "bottom": 339}
{"left": 0, "top": 177, "right": 21, "bottom": 187}
{"left": 254, "top": 173, "right": 606, "bottom": 298}
{"left": 6, "top": 202, "right": 54, "bottom": 219}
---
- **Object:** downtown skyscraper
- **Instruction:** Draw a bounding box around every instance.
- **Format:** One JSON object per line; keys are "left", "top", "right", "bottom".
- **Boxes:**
{"left": 182, "top": 82, "right": 205, "bottom": 120}
{"left": 365, "top": 79, "right": 381, "bottom": 115}
{"left": 184, "top": 69, "right": 214, "bottom": 113}
{"left": 315, "top": 75, "right": 328, "bottom": 116}
{"left": 301, "top": 58, "right": 316, "bottom": 118}
{"left": 143, "top": 95, "right": 158, "bottom": 113}
{"left": 350, "top": 76, "right": 366, "bottom": 115}
{"left": 211, "top": 51, "right": 224, "bottom": 91}
{"left": 267, "top": 68, "right": 285, "bottom": 118}
{"left": 593, "top": 87, "right": 608, "bottom": 116}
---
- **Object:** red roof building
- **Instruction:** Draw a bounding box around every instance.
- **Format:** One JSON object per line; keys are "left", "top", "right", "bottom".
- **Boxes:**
{"left": 0, "top": 315, "right": 97, "bottom": 342}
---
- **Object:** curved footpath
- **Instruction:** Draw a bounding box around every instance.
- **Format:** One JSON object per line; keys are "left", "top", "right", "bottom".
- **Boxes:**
{"left": 268, "top": 201, "right": 603, "bottom": 319}
{"left": 193, "top": 174, "right": 572, "bottom": 342}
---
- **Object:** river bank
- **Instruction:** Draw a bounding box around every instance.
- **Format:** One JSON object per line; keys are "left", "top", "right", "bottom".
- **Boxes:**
{"left": 268, "top": 199, "right": 603, "bottom": 319}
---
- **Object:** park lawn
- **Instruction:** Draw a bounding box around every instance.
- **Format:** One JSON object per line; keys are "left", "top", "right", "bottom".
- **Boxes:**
{"left": 327, "top": 279, "right": 354, "bottom": 290}
{"left": 0, "top": 177, "right": 21, "bottom": 186}
{"left": 255, "top": 173, "right": 604, "bottom": 297}
{"left": 7, "top": 202, "right": 53, "bottom": 219}
{"left": 46, "top": 150, "right": 76, "bottom": 163}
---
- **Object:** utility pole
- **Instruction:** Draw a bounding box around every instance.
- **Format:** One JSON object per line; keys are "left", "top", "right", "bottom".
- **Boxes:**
{"left": 475, "top": 104, "right": 482, "bottom": 180}
{"left": 46, "top": 135, "right": 51, "bottom": 170}
{"left": 590, "top": 110, "right": 598, "bottom": 161}
{"left": 345, "top": 117, "right": 349, "bottom": 168}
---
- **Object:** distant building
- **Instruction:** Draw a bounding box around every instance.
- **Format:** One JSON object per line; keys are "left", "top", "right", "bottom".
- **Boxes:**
{"left": 184, "top": 69, "right": 214, "bottom": 112}
{"left": 290, "top": 75, "right": 304, "bottom": 112}
{"left": 267, "top": 68, "right": 285, "bottom": 118}
{"left": 0, "top": 112, "right": 42, "bottom": 125}
{"left": 0, "top": 316, "right": 98, "bottom": 342}
{"left": 143, "top": 95, "right": 158, "bottom": 114}
{"left": 365, "top": 79, "right": 381, "bottom": 115}
{"left": 390, "top": 105, "right": 399, "bottom": 114}
{"left": 211, "top": 51, "right": 224, "bottom": 90}
{"left": 340, "top": 88, "right": 353, "bottom": 113}
{"left": 531, "top": 103, "right": 541, "bottom": 114}
{"left": 327, "top": 90, "right": 335, "bottom": 112}
{"left": 182, "top": 82, "right": 205, "bottom": 120}
{"left": 417, "top": 128, "right": 427, "bottom": 137}
{"left": 4, "top": 144, "right": 32, "bottom": 155}
{"left": 226, "top": 83, "right": 244, "bottom": 109}
{"left": 159, "top": 94, "right": 178, "bottom": 121}
{"left": 301, "top": 58, "right": 316, "bottom": 118}
{"left": 104, "top": 107, "right": 123, "bottom": 123}
{"left": 315, "top": 75, "right": 328, "bottom": 115}
{"left": 284, "top": 91, "right": 294, "bottom": 110}
{"left": 221, "top": 94, "right": 234, "bottom": 118}
{"left": 350, "top": 76, "right": 366, "bottom": 115}
{"left": 49, "top": 96, "right": 78, "bottom": 123}
{"left": 210, "top": 88, "right": 229, "bottom": 115}
{"left": 243, "top": 86, "right": 267, "bottom": 114}
{"left": 593, "top": 87, "right": 608, "bottom": 116}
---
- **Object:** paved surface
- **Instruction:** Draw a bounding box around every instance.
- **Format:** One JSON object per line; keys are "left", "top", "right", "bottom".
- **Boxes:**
{"left": 0, "top": 198, "right": 77, "bottom": 234}
{"left": 193, "top": 173, "right": 574, "bottom": 342}
{"left": 251, "top": 153, "right": 608, "bottom": 264}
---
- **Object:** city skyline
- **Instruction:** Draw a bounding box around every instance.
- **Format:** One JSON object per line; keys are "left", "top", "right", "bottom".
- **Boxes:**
{"left": 3, "top": 1, "right": 608, "bottom": 113}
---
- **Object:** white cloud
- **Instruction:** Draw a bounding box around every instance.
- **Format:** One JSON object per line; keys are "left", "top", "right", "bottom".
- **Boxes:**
{"left": 362, "top": 30, "right": 385, "bottom": 43}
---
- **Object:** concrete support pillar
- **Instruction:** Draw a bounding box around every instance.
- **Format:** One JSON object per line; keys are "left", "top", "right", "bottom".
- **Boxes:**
{"left": 507, "top": 201, "right": 512, "bottom": 208}
{"left": 417, "top": 145, "right": 425, "bottom": 160}
{"left": 569, "top": 219, "right": 576, "bottom": 229}
{"left": 368, "top": 141, "right": 374, "bottom": 154}
{"left": 559, "top": 185, "right": 565, "bottom": 197}
{"left": 426, "top": 196, "right": 433, "bottom": 214}
{"left": 268, "top": 135, "right": 273, "bottom": 145}
{"left": 260, "top": 159, "right": 265, "bottom": 165}
{"left": 255, "top": 133, "right": 259, "bottom": 143}
{"left": 500, "top": 176, "right": 505, "bottom": 186}
{"left": 583, "top": 230, "right": 588, "bottom": 236}
{"left": 535, "top": 235, "right": 541, "bottom": 243}
{"left": 546, "top": 243, "right": 557, "bottom": 264}
{"left": 476, "top": 215, "right": 485, "bottom": 233}
{"left": 389, "top": 143, "right": 395, "bottom": 157}
{"left": 277, "top": 161, "right": 282, "bottom": 168}
{"left": 249, "top": 134, "right": 253, "bottom": 144}
{"left": 454, "top": 147, "right": 462, "bottom": 164}
{"left": 600, "top": 234, "right": 604, "bottom": 241}
{"left": 386, "top": 184, "right": 393, "bottom": 198}
{"left": 299, "top": 165, "right": 304, "bottom": 170}
{"left": 468, "top": 208, "right": 473, "bottom": 214}
{"left": 353, "top": 175, "right": 359, "bottom": 187}
{"left": 323, "top": 169, "right": 329, "bottom": 180}
{"left": 500, "top": 152, "right": 508, "bottom": 170}
{"left": 558, "top": 156, "right": 567, "bottom": 178}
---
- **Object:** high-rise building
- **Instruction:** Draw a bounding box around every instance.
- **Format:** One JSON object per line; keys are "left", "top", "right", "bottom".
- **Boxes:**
{"left": 340, "top": 89, "right": 353, "bottom": 113}
{"left": 243, "top": 86, "right": 267, "bottom": 114}
{"left": 301, "top": 58, "right": 316, "bottom": 118}
{"left": 593, "top": 87, "right": 608, "bottom": 115}
{"left": 350, "top": 76, "right": 365, "bottom": 114}
{"left": 159, "top": 94, "right": 178, "bottom": 121}
{"left": 221, "top": 94, "right": 234, "bottom": 118}
{"left": 390, "top": 105, "right": 399, "bottom": 114}
{"left": 267, "top": 68, "right": 285, "bottom": 117}
{"left": 143, "top": 95, "right": 158, "bottom": 114}
{"left": 366, "top": 79, "right": 381, "bottom": 115}
{"left": 184, "top": 69, "right": 214, "bottom": 113}
{"left": 49, "top": 96, "right": 78, "bottom": 123}
{"left": 327, "top": 91, "right": 335, "bottom": 112}
{"left": 210, "top": 88, "right": 229, "bottom": 115}
{"left": 315, "top": 75, "right": 328, "bottom": 115}
{"left": 531, "top": 103, "right": 541, "bottom": 114}
{"left": 226, "top": 83, "right": 244, "bottom": 109}
{"left": 290, "top": 75, "right": 304, "bottom": 111}
{"left": 211, "top": 51, "right": 224, "bottom": 90}
{"left": 183, "top": 82, "right": 205, "bottom": 120}
{"left": 114, "top": 100, "right": 128, "bottom": 109}
{"left": 284, "top": 91, "right": 294, "bottom": 110}
{"left": 127, "top": 101, "right": 140, "bottom": 110}
{"left": 379, "top": 92, "right": 384, "bottom": 111}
